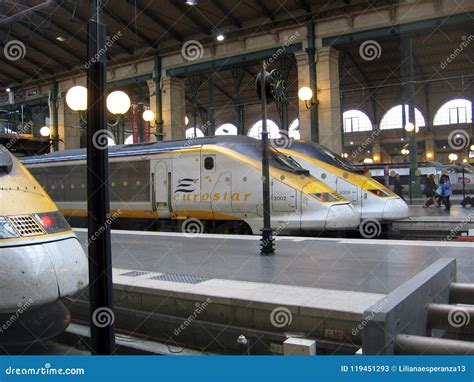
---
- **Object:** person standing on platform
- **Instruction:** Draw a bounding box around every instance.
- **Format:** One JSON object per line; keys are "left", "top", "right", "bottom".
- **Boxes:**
{"left": 393, "top": 173, "right": 405, "bottom": 201}
{"left": 423, "top": 174, "right": 437, "bottom": 208}
{"left": 437, "top": 174, "right": 453, "bottom": 212}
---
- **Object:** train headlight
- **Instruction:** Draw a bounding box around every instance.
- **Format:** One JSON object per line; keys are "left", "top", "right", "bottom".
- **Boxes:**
{"left": 0, "top": 217, "right": 19, "bottom": 239}
{"left": 34, "top": 211, "right": 71, "bottom": 234}
{"left": 309, "top": 192, "right": 338, "bottom": 202}
{"left": 367, "top": 189, "right": 392, "bottom": 198}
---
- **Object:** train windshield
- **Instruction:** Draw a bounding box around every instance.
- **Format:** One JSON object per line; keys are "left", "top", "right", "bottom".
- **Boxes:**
{"left": 270, "top": 147, "right": 309, "bottom": 174}
{"left": 292, "top": 142, "right": 362, "bottom": 174}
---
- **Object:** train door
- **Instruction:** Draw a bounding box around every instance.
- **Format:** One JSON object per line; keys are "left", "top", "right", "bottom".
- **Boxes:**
{"left": 205, "top": 152, "right": 233, "bottom": 213}
{"left": 271, "top": 179, "right": 297, "bottom": 212}
{"left": 152, "top": 159, "right": 172, "bottom": 218}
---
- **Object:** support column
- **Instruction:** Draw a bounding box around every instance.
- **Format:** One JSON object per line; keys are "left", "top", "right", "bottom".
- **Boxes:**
{"left": 146, "top": 79, "right": 158, "bottom": 141}
{"left": 316, "top": 46, "right": 342, "bottom": 153}
{"left": 49, "top": 81, "right": 59, "bottom": 151}
{"left": 424, "top": 132, "right": 436, "bottom": 161}
{"left": 161, "top": 76, "right": 186, "bottom": 140}
{"left": 295, "top": 51, "right": 311, "bottom": 141}
{"left": 58, "top": 92, "right": 82, "bottom": 150}
{"left": 208, "top": 75, "right": 215, "bottom": 136}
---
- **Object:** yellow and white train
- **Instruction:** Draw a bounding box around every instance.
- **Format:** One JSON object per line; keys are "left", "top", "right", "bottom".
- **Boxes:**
{"left": 0, "top": 146, "right": 88, "bottom": 345}
{"left": 278, "top": 140, "right": 409, "bottom": 236}
{"left": 23, "top": 136, "right": 360, "bottom": 235}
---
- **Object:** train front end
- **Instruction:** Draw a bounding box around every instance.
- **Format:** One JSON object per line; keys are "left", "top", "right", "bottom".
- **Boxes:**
{"left": 0, "top": 147, "right": 88, "bottom": 345}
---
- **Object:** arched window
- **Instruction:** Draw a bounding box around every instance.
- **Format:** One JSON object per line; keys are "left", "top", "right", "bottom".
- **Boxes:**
{"left": 215, "top": 123, "right": 238, "bottom": 135}
{"left": 185, "top": 127, "right": 204, "bottom": 138}
{"left": 343, "top": 110, "right": 372, "bottom": 132}
{"left": 433, "top": 98, "right": 472, "bottom": 125}
{"left": 288, "top": 118, "right": 300, "bottom": 139}
{"left": 380, "top": 105, "right": 426, "bottom": 130}
{"left": 247, "top": 120, "right": 281, "bottom": 139}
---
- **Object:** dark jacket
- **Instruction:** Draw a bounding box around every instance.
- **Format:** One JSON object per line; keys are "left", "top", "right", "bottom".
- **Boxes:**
{"left": 393, "top": 177, "right": 403, "bottom": 197}
{"left": 423, "top": 177, "right": 436, "bottom": 197}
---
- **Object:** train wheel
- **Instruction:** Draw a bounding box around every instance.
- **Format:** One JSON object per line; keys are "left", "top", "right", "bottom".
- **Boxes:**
{"left": 215, "top": 221, "right": 252, "bottom": 235}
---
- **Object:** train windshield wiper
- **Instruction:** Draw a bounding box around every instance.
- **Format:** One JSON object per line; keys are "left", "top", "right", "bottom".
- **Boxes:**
{"left": 270, "top": 148, "right": 309, "bottom": 174}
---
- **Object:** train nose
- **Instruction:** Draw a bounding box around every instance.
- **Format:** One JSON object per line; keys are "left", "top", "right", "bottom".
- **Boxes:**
{"left": 382, "top": 197, "right": 410, "bottom": 220}
{"left": 325, "top": 203, "right": 360, "bottom": 230}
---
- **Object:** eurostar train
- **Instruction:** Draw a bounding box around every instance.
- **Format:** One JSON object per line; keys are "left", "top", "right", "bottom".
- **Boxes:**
{"left": 22, "top": 136, "right": 360, "bottom": 235}
{"left": 0, "top": 146, "right": 88, "bottom": 345}
{"left": 277, "top": 140, "right": 409, "bottom": 235}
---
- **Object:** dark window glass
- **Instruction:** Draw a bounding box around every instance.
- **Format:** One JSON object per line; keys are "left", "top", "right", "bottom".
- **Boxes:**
{"left": 204, "top": 156, "right": 214, "bottom": 170}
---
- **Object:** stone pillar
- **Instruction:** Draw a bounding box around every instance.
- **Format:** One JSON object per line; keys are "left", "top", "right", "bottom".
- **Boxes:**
{"left": 372, "top": 141, "right": 382, "bottom": 163}
{"left": 424, "top": 131, "right": 436, "bottom": 161}
{"left": 161, "top": 76, "right": 186, "bottom": 140}
{"left": 58, "top": 93, "right": 81, "bottom": 150}
{"left": 316, "top": 46, "right": 342, "bottom": 153}
{"left": 146, "top": 79, "right": 158, "bottom": 142}
{"left": 295, "top": 51, "right": 312, "bottom": 141}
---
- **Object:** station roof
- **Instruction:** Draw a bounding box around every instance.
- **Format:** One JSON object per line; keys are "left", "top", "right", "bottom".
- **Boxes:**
{"left": 0, "top": 0, "right": 386, "bottom": 87}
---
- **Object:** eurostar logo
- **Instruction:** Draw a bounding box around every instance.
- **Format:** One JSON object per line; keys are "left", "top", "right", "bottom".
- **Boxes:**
{"left": 174, "top": 178, "right": 198, "bottom": 193}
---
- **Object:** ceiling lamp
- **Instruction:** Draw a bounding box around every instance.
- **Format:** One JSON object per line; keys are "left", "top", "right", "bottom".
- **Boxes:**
{"left": 66, "top": 85, "right": 87, "bottom": 111}
{"left": 185, "top": 0, "right": 197, "bottom": 5}
{"left": 106, "top": 91, "right": 131, "bottom": 115}
{"left": 216, "top": 34, "right": 225, "bottom": 42}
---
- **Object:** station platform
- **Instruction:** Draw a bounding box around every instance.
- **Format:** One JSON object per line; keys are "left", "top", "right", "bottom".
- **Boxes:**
{"left": 74, "top": 229, "right": 473, "bottom": 293}
{"left": 393, "top": 205, "right": 474, "bottom": 237}
{"left": 67, "top": 229, "right": 472, "bottom": 354}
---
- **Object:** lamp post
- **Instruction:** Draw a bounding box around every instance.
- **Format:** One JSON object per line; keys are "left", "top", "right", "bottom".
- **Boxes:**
{"left": 256, "top": 63, "right": 274, "bottom": 255}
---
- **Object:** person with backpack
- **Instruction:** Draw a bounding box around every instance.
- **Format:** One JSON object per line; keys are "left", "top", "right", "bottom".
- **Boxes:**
{"left": 423, "top": 174, "right": 437, "bottom": 208}
{"left": 437, "top": 174, "right": 453, "bottom": 211}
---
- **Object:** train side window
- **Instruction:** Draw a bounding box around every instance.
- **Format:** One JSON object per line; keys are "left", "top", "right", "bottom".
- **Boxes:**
{"left": 204, "top": 156, "right": 215, "bottom": 171}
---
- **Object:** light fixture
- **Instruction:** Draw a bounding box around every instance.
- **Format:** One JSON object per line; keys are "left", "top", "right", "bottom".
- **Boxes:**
{"left": 463, "top": 158, "right": 468, "bottom": 163}
{"left": 363, "top": 158, "right": 373, "bottom": 164}
{"left": 298, "top": 86, "right": 317, "bottom": 109}
{"left": 404, "top": 122, "right": 414, "bottom": 132}
{"left": 401, "top": 148, "right": 409, "bottom": 155}
{"left": 448, "top": 153, "right": 458, "bottom": 162}
{"left": 40, "top": 126, "right": 51, "bottom": 137}
{"left": 185, "top": 0, "right": 197, "bottom": 5}
{"left": 185, "top": 116, "right": 189, "bottom": 126}
{"left": 5, "top": 87, "right": 11, "bottom": 93}
{"left": 341, "top": 153, "right": 349, "bottom": 159}
{"left": 216, "top": 34, "right": 225, "bottom": 42}
{"left": 142, "top": 109, "right": 155, "bottom": 122}
{"left": 470, "top": 144, "right": 474, "bottom": 151}
{"left": 66, "top": 85, "right": 87, "bottom": 111}
{"left": 373, "top": 155, "right": 380, "bottom": 162}
{"left": 106, "top": 90, "right": 131, "bottom": 115}
{"left": 56, "top": 36, "right": 66, "bottom": 42}
{"left": 426, "top": 152, "right": 433, "bottom": 159}
{"left": 350, "top": 141, "right": 354, "bottom": 145}
{"left": 443, "top": 145, "right": 447, "bottom": 149}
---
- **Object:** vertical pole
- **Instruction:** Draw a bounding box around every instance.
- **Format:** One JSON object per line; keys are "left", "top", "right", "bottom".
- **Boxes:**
{"left": 137, "top": 102, "right": 144, "bottom": 143}
{"left": 154, "top": 55, "right": 163, "bottom": 141}
{"left": 306, "top": 20, "right": 318, "bottom": 142}
{"left": 259, "top": 62, "right": 274, "bottom": 255}
{"left": 208, "top": 75, "right": 215, "bottom": 135}
{"left": 87, "top": 5, "right": 115, "bottom": 355}
{"left": 406, "top": 37, "right": 421, "bottom": 201}
{"left": 49, "top": 81, "right": 59, "bottom": 151}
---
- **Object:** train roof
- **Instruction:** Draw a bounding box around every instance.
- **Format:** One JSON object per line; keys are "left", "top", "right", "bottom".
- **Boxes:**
{"left": 21, "top": 135, "right": 309, "bottom": 174}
